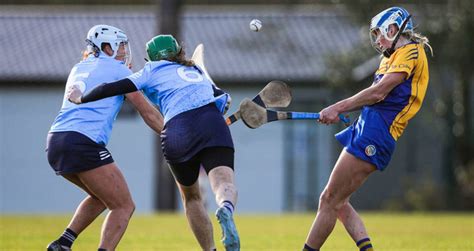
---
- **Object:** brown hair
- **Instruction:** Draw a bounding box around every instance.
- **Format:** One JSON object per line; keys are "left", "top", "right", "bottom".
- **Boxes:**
{"left": 167, "top": 48, "right": 195, "bottom": 67}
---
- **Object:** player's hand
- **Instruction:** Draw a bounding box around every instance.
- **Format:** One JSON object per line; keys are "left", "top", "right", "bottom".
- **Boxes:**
{"left": 318, "top": 105, "right": 341, "bottom": 125}
{"left": 67, "top": 85, "right": 83, "bottom": 104}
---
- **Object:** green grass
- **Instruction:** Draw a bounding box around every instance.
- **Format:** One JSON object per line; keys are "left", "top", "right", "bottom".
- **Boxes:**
{"left": 1, "top": 212, "right": 473, "bottom": 250}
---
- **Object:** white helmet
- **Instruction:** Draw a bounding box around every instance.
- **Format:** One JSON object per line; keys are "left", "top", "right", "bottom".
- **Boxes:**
{"left": 86, "top": 24, "right": 132, "bottom": 66}
{"left": 369, "top": 7, "right": 413, "bottom": 57}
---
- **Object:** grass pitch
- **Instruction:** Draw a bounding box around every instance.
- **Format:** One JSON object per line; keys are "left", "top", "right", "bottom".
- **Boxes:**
{"left": 1, "top": 212, "right": 473, "bottom": 250}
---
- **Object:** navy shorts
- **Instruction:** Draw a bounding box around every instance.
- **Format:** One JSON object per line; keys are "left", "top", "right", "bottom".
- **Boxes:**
{"left": 46, "top": 131, "right": 114, "bottom": 175}
{"left": 161, "top": 103, "right": 234, "bottom": 164}
{"left": 335, "top": 107, "right": 396, "bottom": 171}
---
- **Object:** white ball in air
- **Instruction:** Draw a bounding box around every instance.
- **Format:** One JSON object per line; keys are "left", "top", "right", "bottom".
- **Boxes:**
{"left": 249, "top": 19, "right": 262, "bottom": 32}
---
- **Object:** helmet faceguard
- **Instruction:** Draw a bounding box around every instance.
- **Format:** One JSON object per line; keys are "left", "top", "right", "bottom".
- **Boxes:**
{"left": 369, "top": 7, "right": 413, "bottom": 57}
{"left": 114, "top": 41, "right": 132, "bottom": 67}
{"left": 145, "top": 35, "right": 181, "bottom": 61}
{"left": 85, "top": 24, "right": 132, "bottom": 67}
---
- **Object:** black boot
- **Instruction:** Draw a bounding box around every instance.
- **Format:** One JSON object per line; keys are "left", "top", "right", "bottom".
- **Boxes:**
{"left": 46, "top": 240, "right": 72, "bottom": 251}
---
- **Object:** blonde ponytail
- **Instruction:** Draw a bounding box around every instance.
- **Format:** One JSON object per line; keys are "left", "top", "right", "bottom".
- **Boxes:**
{"left": 409, "top": 32, "right": 434, "bottom": 56}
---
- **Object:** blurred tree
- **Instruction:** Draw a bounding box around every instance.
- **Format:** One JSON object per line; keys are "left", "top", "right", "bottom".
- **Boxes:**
{"left": 324, "top": 0, "right": 474, "bottom": 209}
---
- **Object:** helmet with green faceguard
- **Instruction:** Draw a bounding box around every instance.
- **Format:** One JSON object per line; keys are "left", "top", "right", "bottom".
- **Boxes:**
{"left": 146, "top": 35, "right": 181, "bottom": 61}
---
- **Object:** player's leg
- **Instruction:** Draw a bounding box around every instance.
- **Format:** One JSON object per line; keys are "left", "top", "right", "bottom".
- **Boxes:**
{"left": 47, "top": 174, "right": 107, "bottom": 250}
{"left": 209, "top": 166, "right": 239, "bottom": 251}
{"left": 303, "top": 150, "right": 376, "bottom": 250}
{"left": 337, "top": 201, "right": 368, "bottom": 241}
{"left": 46, "top": 132, "right": 107, "bottom": 251}
{"left": 170, "top": 158, "right": 216, "bottom": 251}
{"left": 47, "top": 174, "right": 106, "bottom": 250}
{"left": 177, "top": 180, "right": 216, "bottom": 250}
{"left": 208, "top": 166, "right": 237, "bottom": 211}
{"left": 77, "top": 162, "right": 135, "bottom": 250}
{"left": 63, "top": 174, "right": 107, "bottom": 233}
{"left": 338, "top": 201, "right": 374, "bottom": 250}
{"left": 202, "top": 147, "right": 239, "bottom": 251}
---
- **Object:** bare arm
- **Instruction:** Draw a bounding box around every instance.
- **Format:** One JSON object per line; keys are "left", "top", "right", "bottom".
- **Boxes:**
{"left": 125, "top": 91, "right": 164, "bottom": 134}
{"left": 319, "top": 72, "right": 407, "bottom": 124}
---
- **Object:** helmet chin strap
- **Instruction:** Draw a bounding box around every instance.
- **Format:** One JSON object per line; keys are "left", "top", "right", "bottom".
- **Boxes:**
{"left": 383, "top": 15, "right": 412, "bottom": 58}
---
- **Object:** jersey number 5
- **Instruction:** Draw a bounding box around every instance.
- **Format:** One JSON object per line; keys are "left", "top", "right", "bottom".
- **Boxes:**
{"left": 64, "top": 70, "right": 89, "bottom": 106}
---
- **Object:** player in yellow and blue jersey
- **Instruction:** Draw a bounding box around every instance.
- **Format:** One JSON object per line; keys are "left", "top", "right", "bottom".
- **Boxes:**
{"left": 303, "top": 7, "right": 432, "bottom": 251}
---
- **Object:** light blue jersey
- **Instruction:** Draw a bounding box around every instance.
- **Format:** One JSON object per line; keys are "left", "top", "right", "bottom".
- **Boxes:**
{"left": 127, "top": 60, "right": 219, "bottom": 124}
{"left": 50, "top": 54, "right": 132, "bottom": 145}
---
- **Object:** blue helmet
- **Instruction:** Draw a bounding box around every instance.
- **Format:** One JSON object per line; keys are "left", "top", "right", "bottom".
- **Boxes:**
{"left": 370, "top": 7, "right": 413, "bottom": 54}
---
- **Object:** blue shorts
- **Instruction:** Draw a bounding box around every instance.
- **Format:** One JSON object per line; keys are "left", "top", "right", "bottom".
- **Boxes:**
{"left": 161, "top": 103, "right": 234, "bottom": 164}
{"left": 335, "top": 107, "right": 396, "bottom": 171}
{"left": 46, "top": 131, "right": 114, "bottom": 175}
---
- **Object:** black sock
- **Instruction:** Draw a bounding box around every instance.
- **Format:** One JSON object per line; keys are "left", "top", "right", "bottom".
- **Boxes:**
{"left": 58, "top": 228, "right": 77, "bottom": 248}
{"left": 303, "top": 243, "right": 319, "bottom": 251}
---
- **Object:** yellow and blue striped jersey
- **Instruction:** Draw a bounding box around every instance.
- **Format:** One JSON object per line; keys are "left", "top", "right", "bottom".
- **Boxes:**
{"left": 371, "top": 42, "right": 429, "bottom": 140}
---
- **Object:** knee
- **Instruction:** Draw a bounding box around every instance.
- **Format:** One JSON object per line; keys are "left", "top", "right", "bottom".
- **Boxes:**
{"left": 121, "top": 198, "right": 136, "bottom": 215}
{"left": 106, "top": 197, "right": 135, "bottom": 215}
{"left": 318, "top": 189, "right": 333, "bottom": 206}
{"left": 318, "top": 189, "right": 344, "bottom": 212}
{"left": 119, "top": 199, "right": 135, "bottom": 217}
{"left": 128, "top": 200, "right": 136, "bottom": 215}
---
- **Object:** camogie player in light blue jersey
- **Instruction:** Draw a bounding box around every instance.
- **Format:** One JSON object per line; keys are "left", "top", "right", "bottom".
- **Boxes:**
{"left": 46, "top": 25, "right": 163, "bottom": 251}
{"left": 68, "top": 34, "right": 240, "bottom": 251}
{"left": 303, "top": 7, "right": 431, "bottom": 251}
